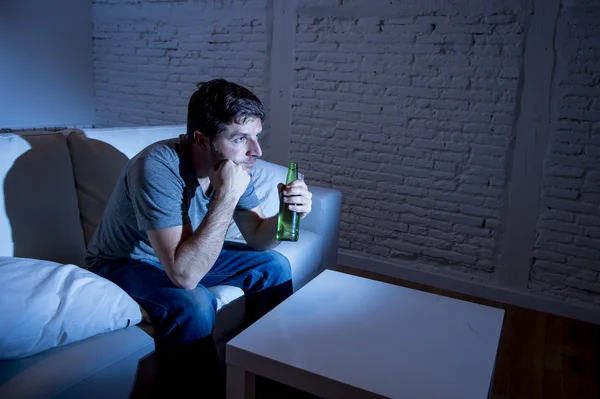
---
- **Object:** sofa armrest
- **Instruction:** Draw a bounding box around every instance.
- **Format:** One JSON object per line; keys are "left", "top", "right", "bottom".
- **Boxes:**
{"left": 301, "top": 185, "right": 342, "bottom": 272}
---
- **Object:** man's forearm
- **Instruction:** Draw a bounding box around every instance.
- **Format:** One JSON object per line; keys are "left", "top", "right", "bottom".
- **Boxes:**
{"left": 247, "top": 215, "right": 280, "bottom": 251}
{"left": 172, "top": 195, "right": 237, "bottom": 289}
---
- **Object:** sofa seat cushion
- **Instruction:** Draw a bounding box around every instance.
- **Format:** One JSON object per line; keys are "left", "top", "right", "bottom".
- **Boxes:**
{"left": 0, "top": 132, "right": 86, "bottom": 266}
{"left": 211, "top": 286, "right": 246, "bottom": 343}
{"left": 0, "top": 256, "right": 143, "bottom": 360}
{"left": 209, "top": 284, "right": 245, "bottom": 312}
{"left": 0, "top": 326, "right": 153, "bottom": 399}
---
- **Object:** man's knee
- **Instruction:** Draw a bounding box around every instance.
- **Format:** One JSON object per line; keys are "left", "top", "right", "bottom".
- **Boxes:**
{"left": 263, "top": 251, "right": 292, "bottom": 286}
{"left": 253, "top": 251, "right": 292, "bottom": 288}
{"left": 243, "top": 252, "right": 293, "bottom": 326}
{"left": 152, "top": 287, "right": 217, "bottom": 346}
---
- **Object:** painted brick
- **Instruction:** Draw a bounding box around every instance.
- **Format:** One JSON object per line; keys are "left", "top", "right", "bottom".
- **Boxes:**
{"left": 93, "top": 2, "right": 267, "bottom": 126}
{"left": 93, "top": 0, "right": 599, "bottom": 305}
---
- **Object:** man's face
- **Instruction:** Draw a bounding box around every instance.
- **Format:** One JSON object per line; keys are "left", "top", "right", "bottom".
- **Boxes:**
{"left": 209, "top": 117, "right": 263, "bottom": 172}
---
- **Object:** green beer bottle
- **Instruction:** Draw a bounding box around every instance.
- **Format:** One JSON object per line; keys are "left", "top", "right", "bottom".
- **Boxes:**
{"left": 276, "top": 162, "right": 300, "bottom": 242}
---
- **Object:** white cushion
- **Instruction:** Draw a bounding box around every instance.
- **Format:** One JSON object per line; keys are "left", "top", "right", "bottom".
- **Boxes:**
{"left": 67, "top": 126, "right": 185, "bottom": 245}
{"left": 208, "top": 285, "right": 245, "bottom": 312}
{"left": 0, "top": 132, "right": 86, "bottom": 266}
{"left": 209, "top": 285, "right": 246, "bottom": 344}
{"left": 77, "top": 125, "right": 187, "bottom": 159}
{"left": 0, "top": 256, "right": 143, "bottom": 360}
{"left": 225, "top": 159, "right": 289, "bottom": 239}
{"left": 273, "top": 230, "right": 324, "bottom": 291}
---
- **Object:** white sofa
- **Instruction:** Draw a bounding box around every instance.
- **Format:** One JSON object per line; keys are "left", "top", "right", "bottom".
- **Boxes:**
{"left": 0, "top": 125, "right": 342, "bottom": 399}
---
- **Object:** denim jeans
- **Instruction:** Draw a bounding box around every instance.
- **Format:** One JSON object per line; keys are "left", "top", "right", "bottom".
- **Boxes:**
{"left": 91, "top": 241, "right": 293, "bottom": 397}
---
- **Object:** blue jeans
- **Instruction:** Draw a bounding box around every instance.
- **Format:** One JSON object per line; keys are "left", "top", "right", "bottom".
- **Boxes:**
{"left": 92, "top": 241, "right": 292, "bottom": 396}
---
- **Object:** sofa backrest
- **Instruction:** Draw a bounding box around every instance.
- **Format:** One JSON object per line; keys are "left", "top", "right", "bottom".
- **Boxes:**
{"left": 69, "top": 125, "right": 187, "bottom": 245}
{"left": 0, "top": 131, "right": 87, "bottom": 266}
{"left": 70, "top": 125, "right": 290, "bottom": 246}
{"left": 0, "top": 125, "right": 294, "bottom": 268}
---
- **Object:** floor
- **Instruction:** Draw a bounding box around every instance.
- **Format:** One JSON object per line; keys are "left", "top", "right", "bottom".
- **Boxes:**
{"left": 334, "top": 265, "right": 600, "bottom": 399}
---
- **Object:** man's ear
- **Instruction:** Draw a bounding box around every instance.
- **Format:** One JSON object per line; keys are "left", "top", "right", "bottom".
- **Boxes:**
{"left": 193, "top": 130, "right": 210, "bottom": 151}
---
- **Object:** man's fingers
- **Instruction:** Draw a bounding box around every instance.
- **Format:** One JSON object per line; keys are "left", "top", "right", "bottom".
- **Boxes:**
{"left": 281, "top": 179, "right": 312, "bottom": 218}
{"left": 286, "top": 179, "right": 307, "bottom": 188}
{"left": 283, "top": 189, "right": 312, "bottom": 199}
{"left": 280, "top": 179, "right": 312, "bottom": 220}
{"left": 283, "top": 195, "right": 309, "bottom": 204}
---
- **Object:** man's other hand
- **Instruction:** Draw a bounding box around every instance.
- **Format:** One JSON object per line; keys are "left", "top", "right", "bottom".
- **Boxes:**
{"left": 277, "top": 179, "right": 312, "bottom": 219}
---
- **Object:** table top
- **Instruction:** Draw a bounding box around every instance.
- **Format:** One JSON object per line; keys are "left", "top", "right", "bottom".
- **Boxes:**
{"left": 227, "top": 269, "right": 505, "bottom": 399}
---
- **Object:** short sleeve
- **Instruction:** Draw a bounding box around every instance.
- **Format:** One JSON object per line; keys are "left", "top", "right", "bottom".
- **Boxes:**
{"left": 236, "top": 180, "right": 260, "bottom": 211}
{"left": 127, "top": 156, "right": 190, "bottom": 231}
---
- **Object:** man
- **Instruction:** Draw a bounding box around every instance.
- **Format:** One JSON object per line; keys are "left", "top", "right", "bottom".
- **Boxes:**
{"left": 85, "top": 79, "right": 312, "bottom": 396}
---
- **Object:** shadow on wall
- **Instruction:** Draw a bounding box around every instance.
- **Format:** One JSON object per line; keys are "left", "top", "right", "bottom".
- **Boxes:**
{"left": 2, "top": 133, "right": 129, "bottom": 266}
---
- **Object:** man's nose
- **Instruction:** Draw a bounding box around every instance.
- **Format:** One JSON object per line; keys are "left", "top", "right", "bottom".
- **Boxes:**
{"left": 248, "top": 139, "right": 262, "bottom": 158}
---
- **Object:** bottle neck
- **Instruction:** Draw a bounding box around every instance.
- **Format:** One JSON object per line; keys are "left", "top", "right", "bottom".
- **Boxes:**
{"left": 286, "top": 163, "right": 298, "bottom": 184}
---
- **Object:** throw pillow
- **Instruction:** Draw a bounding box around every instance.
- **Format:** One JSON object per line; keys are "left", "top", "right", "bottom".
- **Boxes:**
{"left": 66, "top": 126, "right": 185, "bottom": 246}
{"left": 0, "top": 256, "right": 142, "bottom": 360}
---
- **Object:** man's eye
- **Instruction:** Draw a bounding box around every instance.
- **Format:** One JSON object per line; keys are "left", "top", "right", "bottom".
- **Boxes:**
{"left": 234, "top": 136, "right": 247, "bottom": 143}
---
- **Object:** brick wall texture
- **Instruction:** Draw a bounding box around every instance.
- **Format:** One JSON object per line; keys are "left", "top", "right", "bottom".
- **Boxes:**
{"left": 92, "top": 0, "right": 268, "bottom": 127}
{"left": 91, "top": 0, "right": 600, "bottom": 306}
{"left": 529, "top": 0, "right": 600, "bottom": 306}
{"left": 291, "top": 7, "right": 524, "bottom": 281}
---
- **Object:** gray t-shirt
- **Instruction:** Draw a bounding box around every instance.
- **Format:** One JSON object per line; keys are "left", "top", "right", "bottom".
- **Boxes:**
{"left": 85, "top": 134, "right": 259, "bottom": 269}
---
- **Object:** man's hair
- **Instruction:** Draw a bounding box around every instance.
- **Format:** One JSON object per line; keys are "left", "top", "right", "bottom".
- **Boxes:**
{"left": 186, "top": 79, "right": 266, "bottom": 140}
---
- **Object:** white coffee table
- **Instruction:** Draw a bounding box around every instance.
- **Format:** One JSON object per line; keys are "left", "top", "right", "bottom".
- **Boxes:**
{"left": 226, "top": 269, "right": 504, "bottom": 399}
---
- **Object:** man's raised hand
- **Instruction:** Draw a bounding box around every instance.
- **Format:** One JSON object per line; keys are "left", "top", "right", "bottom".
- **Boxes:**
{"left": 210, "top": 160, "right": 250, "bottom": 202}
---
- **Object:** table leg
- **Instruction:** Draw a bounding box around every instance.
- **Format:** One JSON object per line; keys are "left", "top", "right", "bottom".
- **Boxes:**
{"left": 488, "top": 361, "right": 497, "bottom": 399}
{"left": 227, "top": 364, "right": 256, "bottom": 399}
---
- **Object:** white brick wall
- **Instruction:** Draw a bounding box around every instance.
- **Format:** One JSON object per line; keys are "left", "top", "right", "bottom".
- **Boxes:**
{"left": 290, "top": 4, "right": 525, "bottom": 278}
{"left": 92, "top": 0, "right": 268, "bottom": 127}
{"left": 90, "top": 0, "right": 600, "bottom": 309}
{"left": 530, "top": 0, "right": 600, "bottom": 305}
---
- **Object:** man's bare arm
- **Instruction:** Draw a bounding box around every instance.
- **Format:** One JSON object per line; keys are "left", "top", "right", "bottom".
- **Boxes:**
{"left": 147, "top": 193, "right": 237, "bottom": 290}
{"left": 235, "top": 179, "right": 313, "bottom": 251}
{"left": 147, "top": 160, "right": 250, "bottom": 290}
{"left": 233, "top": 207, "right": 279, "bottom": 251}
